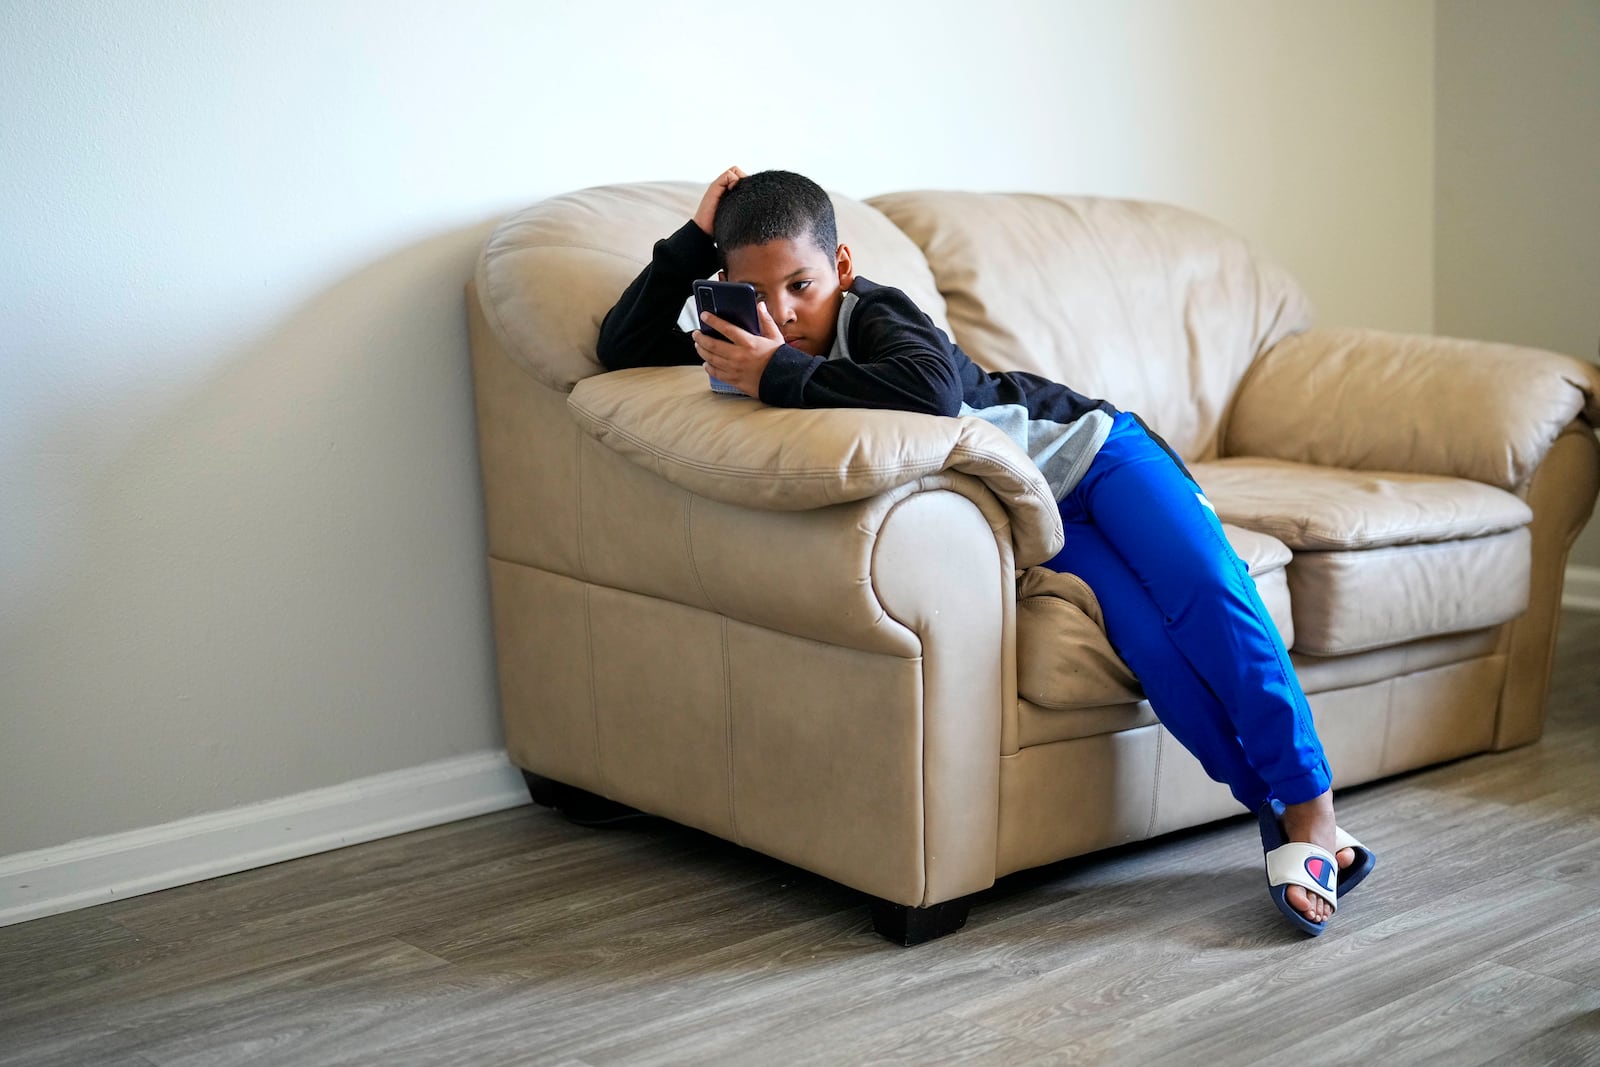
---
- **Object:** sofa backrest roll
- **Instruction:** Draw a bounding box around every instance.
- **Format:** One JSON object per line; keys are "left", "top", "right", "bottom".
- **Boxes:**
{"left": 867, "top": 191, "right": 1313, "bottom": 461}
{"left": 474, "top": 181, "right": 953, "bottom": 394}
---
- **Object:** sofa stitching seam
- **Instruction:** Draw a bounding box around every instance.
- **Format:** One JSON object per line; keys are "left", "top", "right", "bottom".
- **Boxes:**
{"left": 584, "top": 584, "right": 606, "bottom": 795}
{"left": 575, "top": 431, "right": 591, "bottom": 583}
{"left": 683, "top": 495, "right": 717, "bottom": 612}
{"left": 721, "top": 616, "right": 739, "bottom": 845}
{"left": 1222, "top": 516, "right": 1530, "bottom": 553}
{"left": 1147, "top": 723, "right": 1164, "bottom": 839}
{"left": 1291, "top": 529, "right": 1526, "bottom": 565}
{"left": 1377, "top": 676, "right": 1397, "bottom": 775}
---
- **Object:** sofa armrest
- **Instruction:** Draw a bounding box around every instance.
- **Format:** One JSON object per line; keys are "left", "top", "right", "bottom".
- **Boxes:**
{"left": 1224, "top": 327, "right": 1600, "bottom": 490}
{"left": 568, "top": 365, "right": 1065, "bottom": 565}
{"left": 557, "top": 380, "right": 1020, "bottom": 908}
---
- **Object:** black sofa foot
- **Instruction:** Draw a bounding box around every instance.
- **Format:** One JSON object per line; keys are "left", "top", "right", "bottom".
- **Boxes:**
{"left": 870, "top": 896, "right": 973, "bottom": 946}
{"left": 520, "top": 771, "right": 651, "bottom": 827}
{"left": 521, "top": 770, "right": 562, "bottom": 808}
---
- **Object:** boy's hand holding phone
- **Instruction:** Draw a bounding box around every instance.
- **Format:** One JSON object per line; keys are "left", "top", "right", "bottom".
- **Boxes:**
{"left": 694, "top": 301, "right": 783, "bottom": 398}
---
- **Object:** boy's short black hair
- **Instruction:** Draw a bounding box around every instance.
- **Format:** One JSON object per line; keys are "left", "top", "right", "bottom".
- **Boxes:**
{"left": 713, "top": 170, "right": 837, "bottom": 261}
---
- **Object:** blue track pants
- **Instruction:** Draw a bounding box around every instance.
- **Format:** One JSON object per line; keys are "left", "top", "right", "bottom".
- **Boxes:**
{"left": 1043, "top": 412, "right": 1331, "bottom": 810}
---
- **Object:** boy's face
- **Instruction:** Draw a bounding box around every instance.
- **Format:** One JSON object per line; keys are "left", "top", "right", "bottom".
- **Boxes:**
{"left": 723, "top": 237, "right": 854, "bottom": 357}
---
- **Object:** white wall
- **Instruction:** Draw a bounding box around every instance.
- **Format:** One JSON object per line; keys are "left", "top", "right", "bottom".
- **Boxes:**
{"left": 1436, "top": 0, "right": 1600, "bottom": 571}
{"left": 0, "top": 1, "right": 1435, "bottom": 860}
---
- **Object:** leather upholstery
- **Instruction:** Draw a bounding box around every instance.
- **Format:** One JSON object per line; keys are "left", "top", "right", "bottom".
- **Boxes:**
{"left": 1225, "top": 327, "right": 1600, "bottom": 490}
{"left": 468, "top": 181, "right": 1600, "bottom": 913}
{"left": 1493, "top": 422, "right": 1600, "bottom": 748}
{"left": 864, "top": 191, "right": 1313, "bottom": 460}
{"left": 1286, "top": 528, "right": 1530, "bottom": 655}
{"left": 1000, "top": 653, "right": 1508, "bottom": 874}
{"left": 1290, "top": 627, "right": 1500, "bottom": 694}
{"left": 1192, "top": 458, "right": 1532, "bottom": 549}
{"left": 1193, "top": 457, "right": 1534, "bottom": 653}
{"left": 568, "top": 364, "right": 1064, "bottom": 566}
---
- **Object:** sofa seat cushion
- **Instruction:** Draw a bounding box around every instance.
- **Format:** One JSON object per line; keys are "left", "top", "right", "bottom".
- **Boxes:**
{"left": 1282, "top": 528, "right": 1530, "bottom": 655}
{"left": 1191, "top": 458, "right": 1534, "bottom": 655}
{"left": 1190, "top": 457, "right": 1533, "bottom": 549}
{"left": 1015, "top": 524, "right": 1292, "bottom": 745}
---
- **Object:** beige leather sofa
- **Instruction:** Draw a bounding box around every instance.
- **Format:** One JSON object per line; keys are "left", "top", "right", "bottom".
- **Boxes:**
{"left": 467, "top": 181, "right": 1600, "bottom": 943}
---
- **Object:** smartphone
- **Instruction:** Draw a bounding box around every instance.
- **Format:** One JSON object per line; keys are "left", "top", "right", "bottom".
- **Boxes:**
{"left": 694, "top": 280, "right": 760, "bottom": 394}
{"left": 694, "top": 280, "right": 760, "bottom": 341}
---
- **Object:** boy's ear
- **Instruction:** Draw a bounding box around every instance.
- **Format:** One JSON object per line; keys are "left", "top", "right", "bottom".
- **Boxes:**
{"left": 835, "top": 243, "right": 855, "bottom": 289}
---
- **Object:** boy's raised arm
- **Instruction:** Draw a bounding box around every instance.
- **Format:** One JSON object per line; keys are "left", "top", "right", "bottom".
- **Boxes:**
{"left": 595, "top": 221, "right": 718, "bottom": 370}
{"left": 596, "top": 167, "right": 747, "bottom": 371}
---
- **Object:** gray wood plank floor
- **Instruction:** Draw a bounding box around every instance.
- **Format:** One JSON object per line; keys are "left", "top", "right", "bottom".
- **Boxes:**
{"left": 3, "top": 611, "right": 1598, "bottom": 1066}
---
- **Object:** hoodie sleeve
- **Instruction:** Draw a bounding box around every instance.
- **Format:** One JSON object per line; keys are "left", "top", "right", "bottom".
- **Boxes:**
{"left": 595, "top": 221, "right": 720, "bottom": 370}
{"left": 758, "top": 286, "right": 965, "bottom": 417}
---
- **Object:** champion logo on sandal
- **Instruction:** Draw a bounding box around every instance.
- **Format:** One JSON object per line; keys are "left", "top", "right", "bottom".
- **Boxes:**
{"left": 1304, "top": 855, "right": 1335, "bottom": 891}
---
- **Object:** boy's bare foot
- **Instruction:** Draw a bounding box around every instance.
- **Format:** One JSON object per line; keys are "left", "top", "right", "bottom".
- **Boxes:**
{"left": 1278, "top": 791, "right": 1358, "bottom": 925}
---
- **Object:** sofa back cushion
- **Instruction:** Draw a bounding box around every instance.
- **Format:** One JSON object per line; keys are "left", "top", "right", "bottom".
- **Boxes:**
{"left": 866, "top": 192, "right": 1312, "bottom": 461}
{"left": 476, "top": 181, "right": 953, "bottom": 393}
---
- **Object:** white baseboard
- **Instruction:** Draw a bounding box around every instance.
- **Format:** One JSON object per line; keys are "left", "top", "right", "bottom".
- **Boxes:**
{"left": 1566, "top": 564, "right": 1600, "bottom": 613}
{"left": 0, "top": 750, "right": 530, "bottom": 928}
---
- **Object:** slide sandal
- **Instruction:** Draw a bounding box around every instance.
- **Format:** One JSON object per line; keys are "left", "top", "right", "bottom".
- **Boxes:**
{"left": 1258, "top": 799, "right": 1338, "bottom": 937}
{"left": 1334, "top": 825, "right": 1376, "bottom": 899}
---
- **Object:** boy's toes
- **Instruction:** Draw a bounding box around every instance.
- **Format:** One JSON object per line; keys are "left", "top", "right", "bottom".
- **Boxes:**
{"left": 1337, "top": 846, "right": 1356, "bottom": 870}
{"left": 1285, "top": 884, "right": 1323, "bottom": 924}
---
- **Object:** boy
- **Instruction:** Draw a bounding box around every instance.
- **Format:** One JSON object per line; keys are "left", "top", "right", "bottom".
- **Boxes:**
{"left": 597, "top": 167, "right": 1375, "bottom": 936}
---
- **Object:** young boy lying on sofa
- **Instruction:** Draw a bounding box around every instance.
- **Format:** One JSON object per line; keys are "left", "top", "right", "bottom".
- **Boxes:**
{"left": 595, "top": 166, "right": 1377, "bottom": 936}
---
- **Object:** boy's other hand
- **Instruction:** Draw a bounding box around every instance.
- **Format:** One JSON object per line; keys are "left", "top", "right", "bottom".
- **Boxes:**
{"left": 694, "top": 166, "right": 747, "bottom": 236}
{"left": 694, "top": 301, "right": 783, "bottom": 397}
